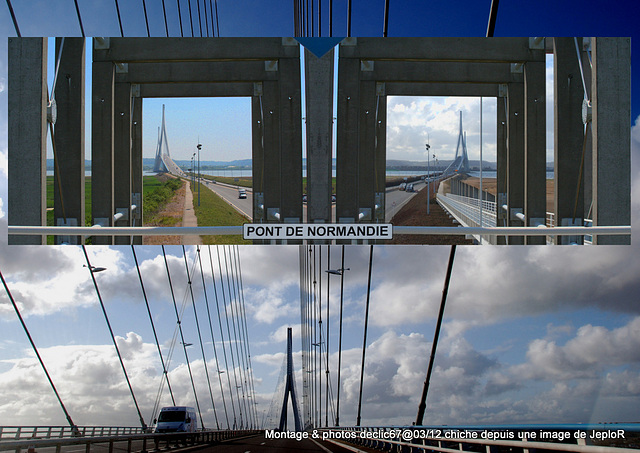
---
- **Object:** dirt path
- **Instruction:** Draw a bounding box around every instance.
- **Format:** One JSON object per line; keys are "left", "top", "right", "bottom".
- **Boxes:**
{"left": 390, "top": 182, "right": 473, "bottom": 245}
{"left": 143, "top": 175, "right": 189, "bottom": 245}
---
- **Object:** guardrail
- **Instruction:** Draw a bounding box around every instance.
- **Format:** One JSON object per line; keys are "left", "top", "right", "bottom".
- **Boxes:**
{"left": 0, "top": 430, "right": 260, "bottom": 453}
{"left": 436, "top": 193, "right": 497, "bottom": 228}
{"left": 0, "top": 426, "right": 144, "bottom": 440}
{"left": 319, "top": 425, "right": 640, "bottom": 453}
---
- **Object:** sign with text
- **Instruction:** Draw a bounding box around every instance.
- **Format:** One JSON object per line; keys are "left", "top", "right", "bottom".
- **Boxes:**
{"left": 243, "top": 224, "right": 393, "bottom": 240}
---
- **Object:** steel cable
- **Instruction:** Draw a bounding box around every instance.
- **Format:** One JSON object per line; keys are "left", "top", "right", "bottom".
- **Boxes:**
{"left": 73, "top": 0, "right": 85, "bottom": 37}
{"left": 82, "top": 246, "right": 147, "bottom": 430}
{"left": 216, "top": 245, "right": 240, "bottom": 428}
{"left": 193, "top": 246, "right": 220, "bottom": 429}
{"left": 356, "top": 245, "right": 374, "bottom": 426}
{"left": 162, "top": 246, "right": 204, "bottom": 430}
{"left": 206, "top": 246, "right": 232, "bottom": 429}
{"left": 5, "top": 0, "right": 21, "bottom": 36}
{"left": 114, "top": 0, "right": 124, "bottom": 37}
{"left": 1, "top": 270, "right": 78, "bottom": 434}
{"left": 233, "top": 246, "right": 259, "bottom": 427}
{"left": 131, "top": 246, "right": 176, "bottom": 410}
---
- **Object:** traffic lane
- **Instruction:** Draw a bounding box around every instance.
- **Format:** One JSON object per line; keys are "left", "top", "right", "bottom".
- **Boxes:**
{"left": 200, "top": 179, "right": 253, "bottom": 220}
{"left": 191, "top": 432, "right": 358, "bottom": 452}
{"left": 34, "top": 439, "right": 148, "bottom": 453}
{"left": 385, "top": 180, "right": 426, "bottom": 222}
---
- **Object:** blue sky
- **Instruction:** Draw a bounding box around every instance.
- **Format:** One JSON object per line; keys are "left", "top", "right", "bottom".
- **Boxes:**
{"left": 1, "top": 0, "right": 640, "bottom": 430}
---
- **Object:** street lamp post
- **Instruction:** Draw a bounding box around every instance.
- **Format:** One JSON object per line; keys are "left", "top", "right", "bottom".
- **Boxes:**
{"left": 426, "top": 141, "right": 431, "bottom": 215}
{"left": 197, "top": 143, "right": 202, "bottom": 207}
{"left": 325, "top": 253, "right": 350, "bottom": 427}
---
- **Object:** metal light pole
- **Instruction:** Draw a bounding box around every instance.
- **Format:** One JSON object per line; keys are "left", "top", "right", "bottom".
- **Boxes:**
{"left": 197, "top": 143, "right": 202, "bottom": 206}
{"left": 426, "top": 140, "right": 431, "bottom": 215}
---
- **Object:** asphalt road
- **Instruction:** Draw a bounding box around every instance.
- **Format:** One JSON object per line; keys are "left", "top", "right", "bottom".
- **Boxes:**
{"left": 385, "top": 180, "right": 427, "bottom": 222}
{"left": 199, "top": 176, "right": 426, "bottom": 225}
{"left": 190, "top": 432, "right": 358, "bottom": 453}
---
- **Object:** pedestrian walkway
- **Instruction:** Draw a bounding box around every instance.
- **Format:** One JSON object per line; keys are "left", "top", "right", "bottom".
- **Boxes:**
{"left": 182, "top": 181, "right": 202, "bottom": 245}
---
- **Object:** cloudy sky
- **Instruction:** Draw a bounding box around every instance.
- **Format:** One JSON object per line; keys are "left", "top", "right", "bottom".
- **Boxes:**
{"left": 1, "top": 0, "right": 640, "bottom": 431}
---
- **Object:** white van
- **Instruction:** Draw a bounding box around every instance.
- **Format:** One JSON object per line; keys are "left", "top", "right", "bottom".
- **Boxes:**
{"left": 154, "top": 406, "right": 197, "bottom": 433}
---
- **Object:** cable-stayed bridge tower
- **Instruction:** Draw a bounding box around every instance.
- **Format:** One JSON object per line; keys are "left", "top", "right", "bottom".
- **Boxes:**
{"left": 279, "top": 328, "right": 302, "bottom": 431}
{"left": 443, "top": 111, "right": 470, "bottom": 177}
{"left": 153, "top": 105, "right": 170, "bottom": 173}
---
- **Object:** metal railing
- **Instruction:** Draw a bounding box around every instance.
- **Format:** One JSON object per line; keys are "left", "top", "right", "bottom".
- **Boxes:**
{"left": 436, "top": 193, "right": 497, "bottom": 228}
{"left": 0, "top": 426, "right": 144, "bottom": 441}
{"left": 0, "top": 430, "right": 260, "bottom": 453}
{"left": 319, "top": 425, "right": 640, "bottom": 453}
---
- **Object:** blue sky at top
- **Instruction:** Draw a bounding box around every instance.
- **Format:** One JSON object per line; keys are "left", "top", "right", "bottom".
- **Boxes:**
{"left": 1, "top": 0, "right": 640, "bottom": 430}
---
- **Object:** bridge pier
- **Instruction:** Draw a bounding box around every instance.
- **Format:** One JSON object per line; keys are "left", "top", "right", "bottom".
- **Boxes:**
{"left": 553, "top": 38, "right": 586, "bottom": 244}
{"left": 114, "top": 82, "right": 132, "bottom": 245}
{"left": 8, "top": 38, "right": 48, "bottom": 245}
{"left": 91, "top": 58, "right": 115, "bottom": 244}
{"left": 53, "top": 38, "right": 86, "bottom": 245}
{"left": 304, "top": 48, "right": 335, "bottom": 224}
{"left": 506, "top": 82, "right": 525, "bottom": 244}
{"left": 524, "top": 58, "right": 547, "bottom": 244}
{"left": 591, "top": 37, "right": 631, "bottom": 244}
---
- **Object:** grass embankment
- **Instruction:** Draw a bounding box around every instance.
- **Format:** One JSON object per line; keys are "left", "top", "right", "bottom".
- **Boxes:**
{"left": 193, "top": 181, "right": 250, "bottom": 245}
{"left": 198, "top": 175, "right": 338, "bottom": 193}
{"left": 46, "top": 174, "right": 180, "bottom": 229}
{"left": 46, "top": 176, "right": 92, "bottom": 228}
{"left": 199, "top": 174, "right": 253, "bottom": 188}
{"left": 143, "top": 176, "right": 184, "bottom": 226}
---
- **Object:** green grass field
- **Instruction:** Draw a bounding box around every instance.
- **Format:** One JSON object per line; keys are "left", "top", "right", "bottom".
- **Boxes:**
{"left": 196, "top": 174, "right": 337, "bottom": 193}
{"left": 193, "top": 182, "right": 250, "bottom": 245}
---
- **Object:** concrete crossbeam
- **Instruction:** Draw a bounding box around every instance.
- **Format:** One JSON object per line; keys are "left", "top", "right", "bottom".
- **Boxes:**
{"left": 93, "top": 37, "right": 299, "bottom": 62}
{"left": 115, "top": 61, "right": 279, "bottom": 84}
{"left": 359, "top": 61, "right": 521, "bottom": 84}
{"left": 385, "top": 82, "right": 504, "bottom": 97}
{"left": 139, "top": 82, "right": 255, "bottom": 98}
{"left": 340, "top": 37, "right": 544, "bottom": 62}
{"left": 8, "top": 38, "right": 48, "bottom": 245}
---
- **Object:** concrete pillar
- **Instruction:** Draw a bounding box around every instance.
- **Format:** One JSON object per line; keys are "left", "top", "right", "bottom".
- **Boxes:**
{"left": 579, "top": 41, "right": 593, "bottom": 222}
{"left": 553, "top": 37, "right": 585, "bottom": 244}
{"left": 131, "top": 95, "right": 143, "bottom": 244}
{"left": 91, "top": 58, "right": 115, "bottom": 244}
{"left": 496, "top": 91, "right": 507, "bottom": 244}
{"left": 8, "top": 37, "right": 48, "bottom": 245}
{"left": 304, "top": 48, "right": 334, "bottom": 223}
{"left": 358, "top": 79, "right": 377, "bottom": 223}
{"left": 506, "top": 82, "right": 524, "bottom": 244}
{"left": 336, "top": 54, "right": 360, "bottom": 222}
{"left": 524, "top": 60, "right": 546, "bottom": 244}
{"left": 375, "top": 90, "right": 387, "bottom": 223}
{"left": 591, "top": 37, "right": 631, "bottom": 244}
{"left": 262, "top": 79, "right": 281, "bottom": 224}
{"left": 114, "top": 82, "right": 132, "bottom": 245}
{"left": 251, "top": 92, "right": 265, "bottom": 222}
{"left": 53, "top": 38, "right": 85, "bottom": 245}
{"left": 278, "top": 55, "right": 303, "bottom": 223}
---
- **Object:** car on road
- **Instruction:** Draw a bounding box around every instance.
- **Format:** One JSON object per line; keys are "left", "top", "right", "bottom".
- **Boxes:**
{"left": 238, "top": 189, "right": 247, "bottom": 199}
{"left": 154, "top": 406, "right": 197, "bottom": 433}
